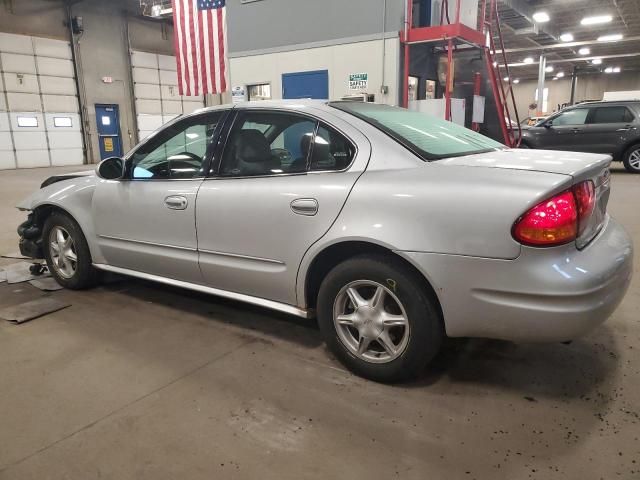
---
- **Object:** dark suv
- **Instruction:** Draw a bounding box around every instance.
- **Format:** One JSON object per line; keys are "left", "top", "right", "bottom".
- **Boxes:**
{"left": 519, "top": 100, "right": 640, "bottom": 173}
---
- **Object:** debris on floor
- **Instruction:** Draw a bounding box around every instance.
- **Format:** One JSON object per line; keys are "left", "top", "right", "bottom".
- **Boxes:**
{"left": 2, "top": 262, "right": 50, "bottom": 284}
{"left": 28, "top": 277, "right": 63, "bottom": 291}
{"left": 0, "top": 297, "right": 71, "bottom": 324}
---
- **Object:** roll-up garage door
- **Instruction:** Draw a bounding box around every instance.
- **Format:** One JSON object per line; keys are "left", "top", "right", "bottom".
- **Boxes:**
{"left": 130, "top": 50, "right": 205, "bottom": 141}
{"left": 0, "top": 32, "right": 83, "bottom": 169}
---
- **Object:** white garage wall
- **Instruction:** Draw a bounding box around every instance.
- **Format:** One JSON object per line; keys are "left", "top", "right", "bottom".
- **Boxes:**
{"left": 0, "top": 32, "right": 83, "bottom": 169}
{"left": 228, "top": 37, "right": 399, "bottom": 104}
{"left": 130, "top": 50, "right": 205, "bottom": 141}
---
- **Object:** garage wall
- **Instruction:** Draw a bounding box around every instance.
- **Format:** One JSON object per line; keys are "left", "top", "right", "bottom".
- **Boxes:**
{"left": 513, "top": 72, "right": 640, "bottom": 117}
{"left": 0, "top": 32, "right": 82, "bottom": 169}
{"left": 229, "top": 37, "right": 400, "bottom": 105}
{"left": 130, "top": 50, "right": 205, "bottom": 141}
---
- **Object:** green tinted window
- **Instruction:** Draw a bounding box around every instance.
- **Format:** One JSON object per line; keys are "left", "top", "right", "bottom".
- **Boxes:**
{"left": 330, "top": 102, "right": 503, "bottom": 160}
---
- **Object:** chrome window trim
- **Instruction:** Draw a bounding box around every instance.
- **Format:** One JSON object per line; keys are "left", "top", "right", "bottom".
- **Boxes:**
{"left": 93, "top": 263, "right": 312, "bottom": 318}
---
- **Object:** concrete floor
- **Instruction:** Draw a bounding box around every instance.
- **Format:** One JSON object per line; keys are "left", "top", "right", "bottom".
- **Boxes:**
{"left": 0, "top": 165, "right": 638, "bottom": 480}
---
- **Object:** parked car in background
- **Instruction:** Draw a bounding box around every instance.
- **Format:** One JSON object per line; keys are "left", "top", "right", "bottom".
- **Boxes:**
{"left": 16, "top": 101, "right": 633, "bottom": 382}
{"left": 519, "top": 100, "right": 640, "bottom": 173}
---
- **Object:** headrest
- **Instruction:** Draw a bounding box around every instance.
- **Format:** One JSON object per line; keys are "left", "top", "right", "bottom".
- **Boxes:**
{"left": 234, "top": 129, "right": 271, "bottom": 163}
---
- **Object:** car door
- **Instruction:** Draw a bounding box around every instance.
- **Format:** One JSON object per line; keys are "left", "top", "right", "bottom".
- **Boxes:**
{"left": 539, "top": 107, "right": 590, "bottom": 151}
{"left": 583, "top": 105, "right": 637, "bottom": 154}
{"left": 93, "top": 110, "right": 227, "bottom": 283}
{"left": 195, "top": 108, "right": 370, "bottom": 306}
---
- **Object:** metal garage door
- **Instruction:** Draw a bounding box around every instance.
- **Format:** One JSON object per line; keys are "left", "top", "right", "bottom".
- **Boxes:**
{"left": 0, "top": 32, "right": 83, "bottom": 170}
{"left": 130, "top": 50, "right": 204, "bottom": 142}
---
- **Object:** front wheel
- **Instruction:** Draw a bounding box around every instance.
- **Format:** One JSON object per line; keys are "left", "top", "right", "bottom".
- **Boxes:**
{"left": 317, "top": 254, "right": 444, "bottom": 383}
{"left": 43, "top": 212, "right": 100, "bottom": 289}
{"left": 622, "top": 144, "right": 640, "bottom": 173}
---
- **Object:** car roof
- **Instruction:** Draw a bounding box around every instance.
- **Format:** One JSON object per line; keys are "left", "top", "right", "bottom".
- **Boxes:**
{"left": 570, "top": 100, "right": 640, "bottom": 107}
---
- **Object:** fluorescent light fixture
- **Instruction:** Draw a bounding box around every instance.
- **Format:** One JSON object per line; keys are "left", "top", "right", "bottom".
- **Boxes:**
{"left": 613, "top": 67, "right": 621, "bottom": 73}
{"left": 592, "top": 58, "right": 602, "bottom": 65}
{"left": 598, "top": 34, "right": 623, "bottom": 42}
{"left": 560, "top": 33, "right": 574, "bottom": 42}
{"left": 556, "top": 71, "right": 565, "bottom": 78}
{"left": 503, "top": 76, "right": 509, "bottom": 81}
{"left": 523, "top": 57, "right": 534, "bottom": 64}
{"left": 545, "top": 66, "right": 554, "bottom": 73}
{"left": 578, "top": 47, "right": 590, "bottom": 55}
{"left": 532, "top": 11, "right": 550, "bottom": 23}
{"left": 513, "top": 79, "right": 520, "bottom": 84}
{"left": 581, "top": 14, "right": 612, "bottom": 25}
{"left": 552, "top": 77, "right": 558, "bottom": 81}
{"left": 604, "top": 67, "right": 613, "bottom": 73}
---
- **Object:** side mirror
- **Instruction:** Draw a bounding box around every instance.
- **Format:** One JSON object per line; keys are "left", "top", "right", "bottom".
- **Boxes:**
{"left": 96, "top": 156, "right": 125, "bottom": 180}
{"left": 543, "top": 120, "right": 553, "bottom": 129}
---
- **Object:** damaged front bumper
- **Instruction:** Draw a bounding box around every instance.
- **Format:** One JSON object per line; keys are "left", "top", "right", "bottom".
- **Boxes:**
{"left": 17, "top": 213, "right": 44, "bottom": 259}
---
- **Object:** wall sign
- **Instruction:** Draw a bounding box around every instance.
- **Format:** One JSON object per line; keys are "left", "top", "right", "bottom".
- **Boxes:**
{"left": 231, "top": 85, "right": 246, "bottom": 104}
{"left": 104, "top": 137, "right": 114, "bottom": 152}
{"left": 348, "top": 73, "right": 368, "bottom": 90}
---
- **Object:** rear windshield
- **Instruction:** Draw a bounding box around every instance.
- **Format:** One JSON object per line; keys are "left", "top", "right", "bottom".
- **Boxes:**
{"left": 329, "top": 102, "right": 504, "bottom": 160}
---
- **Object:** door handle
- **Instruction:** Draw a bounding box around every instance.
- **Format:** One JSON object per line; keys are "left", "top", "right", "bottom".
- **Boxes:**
{"left": 165, "top": 195, "right": 188, "bottom": 210}
{"left": 290, "top": 198, "right": 318, "bottom": 216}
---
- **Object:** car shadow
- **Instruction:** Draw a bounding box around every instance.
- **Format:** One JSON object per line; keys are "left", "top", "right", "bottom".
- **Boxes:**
{"left": 102, "top": 274, "right": 620, "bottom": 404}
{"left": 414, "top": 326, "right": 620, "bottom": 402}
{"left": 101, "top": 276, "right": 323, "bottom": 349}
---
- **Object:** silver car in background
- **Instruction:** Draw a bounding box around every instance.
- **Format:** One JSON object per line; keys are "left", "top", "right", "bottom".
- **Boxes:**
{"left": 16, "top": 101, "right": 633, "bottom": 382}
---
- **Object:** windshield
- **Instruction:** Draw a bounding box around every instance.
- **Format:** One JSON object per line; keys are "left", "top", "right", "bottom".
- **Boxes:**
{"left": 329, "top": 102, "right": 504, "bottom": 160}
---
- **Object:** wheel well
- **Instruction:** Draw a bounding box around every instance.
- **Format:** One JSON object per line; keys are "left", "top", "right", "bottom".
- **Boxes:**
{"left": 304, "top": 241, "right": 442, "bottom": 314}
{"left": 32, "top": 204, "right": 71, "bottom": 229}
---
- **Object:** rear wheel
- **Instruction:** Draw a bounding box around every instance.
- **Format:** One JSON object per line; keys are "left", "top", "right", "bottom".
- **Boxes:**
{"left": 43, "top": 212, "right": 99, "bottom": 289}
{"left": 622, "top": 144, "right": 640, "bottom": 173}
{"left": 317, "top": 254, "right": 444, "bottom": 383}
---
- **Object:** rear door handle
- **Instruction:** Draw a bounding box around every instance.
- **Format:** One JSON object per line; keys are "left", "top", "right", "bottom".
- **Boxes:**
{"left": 290, "top": 198, "right": 318, "bottom": 216}
{"left": 165, "top": 195, "right": 188, "bottom": 210}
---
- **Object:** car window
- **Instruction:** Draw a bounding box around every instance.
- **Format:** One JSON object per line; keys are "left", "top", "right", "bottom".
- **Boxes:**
{"left": 310, "top": 124, "right": 355, "bottom": 171}
{"left": 551, "top": 109, "right": 589, "bottom": 126}
{"left": 589, "top": 106, "right": 635, "bottom": 124}
{"left": 329, "top": 102, "right": 503, "bottom": 160}
{"left": 219, "top": 111, "right": 317, "bottom": 176}
{"left": 130, "top": 112, "right": 224, "bottom": 179}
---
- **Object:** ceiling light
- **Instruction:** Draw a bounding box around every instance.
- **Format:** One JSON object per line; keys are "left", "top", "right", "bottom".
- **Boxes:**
{"left": 581, "top": 14, "right": 612, "bottom": 25}
{"left": 578, "top": 47, "right": 590, "bottom": 55}
{"left": 604, "top": 67, "right": 613, "bottom": 73}
{"left": 513, "top": 79, "right": 520, "bottom": 84}
{"left": 545, "top": 66, "right": 554, "bottom": 73}
{"left": 556, "top": 71, "right": 565, "bottom": 78}
{"left": 523, "top": 57, "right": 534, "bottom": 64}
{"left": 592, "top": 58, "right": 602, "bottom": 65}
{"left": 532, "top": 11, "right": 550, "bottom": 23}
{"left": 613, "top": 67, "right": 621, "bottom": 73}
{"left": 503, "top": 76, "right": 509, "bottom": 81}
{"left": 560, "top": 33, "right": 574, "bottom": 42}
{"left": 552, "top": 77, "right": 558, "bottom": 81}
{"left": 598, "top": 34, "right": 623, "bottom": 42}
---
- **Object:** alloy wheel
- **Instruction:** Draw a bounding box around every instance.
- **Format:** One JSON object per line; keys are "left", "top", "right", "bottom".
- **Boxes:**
{"left": 49, "top": 226, "right": 77, "bottom": 279}
{"left": 333, "top": 280, "right": 410, "bottom": 364}
{"left": 629, "top": 148, "right": 640, "bottom": 170}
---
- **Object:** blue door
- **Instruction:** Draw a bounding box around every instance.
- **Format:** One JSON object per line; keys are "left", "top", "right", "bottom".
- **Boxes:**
{"left": 282, "top": 70, "right": 329, "bottom": 100}
{"left": 95, "top": 104, "right": 123, "bottom": 160}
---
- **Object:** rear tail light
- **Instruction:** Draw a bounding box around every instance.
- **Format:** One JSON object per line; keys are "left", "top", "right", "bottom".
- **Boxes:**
{"left": 513, "top": 180, "right": 595, "bottom": 247}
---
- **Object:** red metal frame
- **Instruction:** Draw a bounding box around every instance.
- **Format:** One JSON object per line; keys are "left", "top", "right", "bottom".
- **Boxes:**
{"left": 401, "top": 0, "right": 521, "bottom": 147}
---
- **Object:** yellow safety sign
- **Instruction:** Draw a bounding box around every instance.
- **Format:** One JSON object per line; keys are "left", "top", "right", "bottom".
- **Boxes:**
{"left": 104, "top": 137, "right": 114, "bottom": 152}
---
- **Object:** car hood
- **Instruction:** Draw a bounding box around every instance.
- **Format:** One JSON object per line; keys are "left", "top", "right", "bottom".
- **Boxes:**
{"left": 438, "top": 149, "right": 611, "bottom": 181}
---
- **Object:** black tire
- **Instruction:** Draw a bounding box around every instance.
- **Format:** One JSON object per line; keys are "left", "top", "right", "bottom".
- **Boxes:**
{"left": 317, "top": 254, "right": 444, "bottom": 383}
{"left": 42, "top": 212, "right": 100, "bottom": 289}
{"left": 622, "top": 144, "right": 640, "bottom": 173}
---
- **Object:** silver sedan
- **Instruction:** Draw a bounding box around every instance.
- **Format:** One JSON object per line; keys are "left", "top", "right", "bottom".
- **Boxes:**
{"left": 16, "top": 100, "right": 634, "bottom": 382}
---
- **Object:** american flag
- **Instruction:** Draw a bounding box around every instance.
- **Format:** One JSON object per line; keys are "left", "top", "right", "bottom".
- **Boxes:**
{"left": 171, "top": 0, "right": 227, "bottom": 95}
